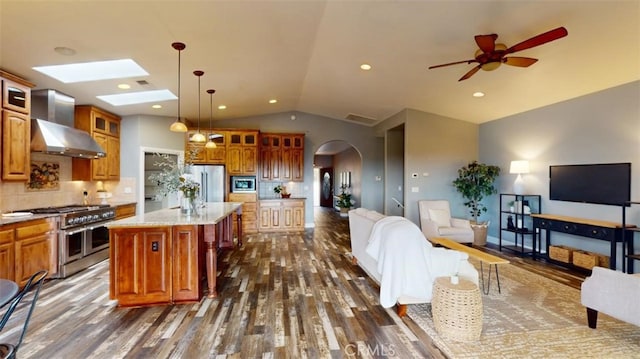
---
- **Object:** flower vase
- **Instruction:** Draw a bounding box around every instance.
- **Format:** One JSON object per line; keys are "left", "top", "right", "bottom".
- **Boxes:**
{"left": 181, "top": 196, "right": 198, "bottom": 215}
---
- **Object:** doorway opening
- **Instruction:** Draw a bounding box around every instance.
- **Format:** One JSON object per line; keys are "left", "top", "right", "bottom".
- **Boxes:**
{"left": 313, "top": 140, "right": 362, "bottom": 217}
{"left": 139, "top": 147, "right": 184, "bottom": 213}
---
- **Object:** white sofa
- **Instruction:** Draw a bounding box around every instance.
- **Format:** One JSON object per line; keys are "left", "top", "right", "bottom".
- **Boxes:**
{"left": 580, "top": 266, "right": 640, "bottom": 328}
{"left": 348, "top": 208, "right": 479, "bottom": 316}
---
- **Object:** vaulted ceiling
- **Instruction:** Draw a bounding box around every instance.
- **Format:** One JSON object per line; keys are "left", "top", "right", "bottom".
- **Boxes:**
{"left": 1, "top": 1, "right": 638, "bottom": 127}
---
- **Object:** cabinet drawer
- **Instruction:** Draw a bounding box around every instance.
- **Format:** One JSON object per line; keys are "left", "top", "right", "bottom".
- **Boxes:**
{"left": 0, "top": 228, "right": 14, "bottom": 245}
{"left": 15, "top": 220, "right": 54, "bottom": 240}
{"left": 228, "top": 193, "right": 257, "bottom": 203}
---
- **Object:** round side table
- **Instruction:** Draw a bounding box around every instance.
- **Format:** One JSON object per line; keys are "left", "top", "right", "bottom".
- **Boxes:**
{"left": 432, "top": 276, "right": 483, "bottom": 342}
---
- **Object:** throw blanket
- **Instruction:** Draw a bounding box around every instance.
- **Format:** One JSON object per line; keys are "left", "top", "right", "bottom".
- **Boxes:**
{"left": 365, "top": 216, "right": 467, "bottom": 308}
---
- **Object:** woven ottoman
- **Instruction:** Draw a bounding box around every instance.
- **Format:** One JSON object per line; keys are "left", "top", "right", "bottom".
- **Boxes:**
{"left": 432, "top": 276, "right": 483, "bottom": 342}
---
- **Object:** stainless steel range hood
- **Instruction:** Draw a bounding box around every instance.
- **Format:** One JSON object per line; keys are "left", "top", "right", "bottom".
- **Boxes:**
{"left": 30, "top": 89, "right": 106, "bottom": 158}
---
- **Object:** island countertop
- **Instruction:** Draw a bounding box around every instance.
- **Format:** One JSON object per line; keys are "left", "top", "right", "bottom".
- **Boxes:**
{"left": 106, "top": 202, "right": 243, "bottom": 227}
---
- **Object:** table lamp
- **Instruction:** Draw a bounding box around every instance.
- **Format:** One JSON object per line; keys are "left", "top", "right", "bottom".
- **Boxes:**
{"left": 510, "top": 160, "right": 530, "bottom": 195}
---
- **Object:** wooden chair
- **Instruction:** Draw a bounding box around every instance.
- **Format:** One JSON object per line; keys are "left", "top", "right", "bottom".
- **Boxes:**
{"left": 0, "top": 270, "right": 48, "bottom": 359}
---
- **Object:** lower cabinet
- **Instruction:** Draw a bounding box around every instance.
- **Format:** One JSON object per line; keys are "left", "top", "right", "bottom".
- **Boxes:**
{"left": 171, "top": 225, "right": 204, "bottom": 302}
{"left": 109, "top": 225, "right": 204, "bottom": 306}
{"left": 0, "top": 228, "right": 15, "bottom": 280}
{"left": 0, "top": 218, "right": 57, "bottom": 286}
{"left": 258, "top": 199, "right": 305, "bottom": 232}
{"left": 110, "top": 226, "right": 172, "bottom": 307}
{"left": 228, "top": 192, "right": 257, "bottom": 235}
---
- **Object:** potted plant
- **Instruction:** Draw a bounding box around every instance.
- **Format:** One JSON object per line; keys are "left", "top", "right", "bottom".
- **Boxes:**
{"left": 452, "top": 160, "right": 501, "bottom": 245}
{"left": 273, "top": 184, "right": 290, "bottom": 198}
{"left": 336, "top": 185, "right": 354, "bottom": 216}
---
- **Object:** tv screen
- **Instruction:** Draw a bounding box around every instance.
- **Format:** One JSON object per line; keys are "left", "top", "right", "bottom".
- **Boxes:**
{"left": 549, "top": 163, "right": 631, "bottom": 206}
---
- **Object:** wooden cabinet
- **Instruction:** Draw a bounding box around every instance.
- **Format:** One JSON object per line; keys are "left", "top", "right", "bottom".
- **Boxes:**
{"left": 115, "top": 203, "right": 137, "bottom": 219}
{"left": 186, "top": 130, "right": 227, "bottom": 164}
{"left": 172, "top": 225, "right": 204, "bottom": 302}
{"left": 0, "top": 228, "right": 15, "bottom": 280}
{"left": 110, "top": 226, "right": 173, "bottom": 306}
{"left": 2, "top": 109, "right": 30, "bottom": 180}
{"left": 227, "top": 130, "right": 258, "bottom": 175}
{"left": 260, "top": 133, "right": 304, "bottom": 182}
{"left": 0, "top": 71, "right": 33, "bottom": 181}
{"left": 72, "top": 105, "right": 121, "bottom": 181}
{"left": 0, "top": 218, "right": 57, "bottom": 286}
{"left": 228, "top": 193, "right": 257, "bottom": 234}
{"left": 258, "top": 199, "right": 305, "bottom": 232}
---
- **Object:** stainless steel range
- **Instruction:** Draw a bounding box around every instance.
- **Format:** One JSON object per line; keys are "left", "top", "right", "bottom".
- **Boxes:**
{"left": 29, "top": 205, "right": 116, "bottom": 278}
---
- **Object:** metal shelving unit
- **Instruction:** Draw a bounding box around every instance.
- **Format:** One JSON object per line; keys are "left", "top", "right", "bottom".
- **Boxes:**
{"left": 499, "top": 194, "right": 541, "bottom": 256}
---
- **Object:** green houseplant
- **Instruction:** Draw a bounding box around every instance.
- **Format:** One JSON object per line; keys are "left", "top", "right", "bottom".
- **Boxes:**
{"left": 452, "top": 161, "right": 501, "bottom": 245}
{"left": 336, "top": 184, "right": 354, "bottom": 216}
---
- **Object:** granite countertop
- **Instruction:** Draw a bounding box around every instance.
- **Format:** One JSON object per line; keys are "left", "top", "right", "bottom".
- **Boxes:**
{"left": 0, "top": 202, "right": 138, "bottom": 226}
{"left": 106, "top": 202, "right": 243, "bottom": 227}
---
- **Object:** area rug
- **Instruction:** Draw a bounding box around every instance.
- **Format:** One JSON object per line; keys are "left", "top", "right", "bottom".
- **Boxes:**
{"left": 406, "top": 261, "right": 640, "bottom": 358}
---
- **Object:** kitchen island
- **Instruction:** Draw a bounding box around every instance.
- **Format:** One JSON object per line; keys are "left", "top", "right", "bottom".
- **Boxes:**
{"left": 107, "top": 202, "right": 242, "bottom": 307}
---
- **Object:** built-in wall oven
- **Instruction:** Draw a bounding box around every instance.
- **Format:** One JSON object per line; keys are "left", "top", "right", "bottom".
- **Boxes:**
{"left": 30, "top": 205, "right": 115, "bottom": 278}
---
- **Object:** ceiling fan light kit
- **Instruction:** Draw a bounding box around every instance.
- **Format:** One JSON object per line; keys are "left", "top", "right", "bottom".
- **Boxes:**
{"left": 429, "top": 27, "right": 568, "bottom": 81}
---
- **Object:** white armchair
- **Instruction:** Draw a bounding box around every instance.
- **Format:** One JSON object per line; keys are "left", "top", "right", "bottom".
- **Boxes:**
{"left": 418, "top": 200, "right": 474, "bottom": 244}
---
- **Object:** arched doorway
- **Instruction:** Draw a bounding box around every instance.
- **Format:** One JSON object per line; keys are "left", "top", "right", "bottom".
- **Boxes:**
{"left": 313, "top": 140, "right": 362, "bottom": 213}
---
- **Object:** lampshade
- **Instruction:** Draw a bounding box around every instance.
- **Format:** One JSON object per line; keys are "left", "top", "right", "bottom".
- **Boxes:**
{"left": 190, "top": 70, "right": 206, "bottom": 142}
{"left": 205, "top": 89, "right": 217, "bottom": 149}
{"left": 509, "top": 160, "right": 530, "bottom": 174}
{"left": 170, "top": 42, "right": 188, "bottom": 133}
{"left": 510, "top": 160, "right": 529, "bottom": 194}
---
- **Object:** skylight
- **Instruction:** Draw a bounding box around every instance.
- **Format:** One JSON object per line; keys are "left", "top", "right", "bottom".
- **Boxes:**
{"left": 97, "top": 90, "right": 177, "bottom": 106}
{"left": 33, "top": 59, "right": 148, "bottom": 83}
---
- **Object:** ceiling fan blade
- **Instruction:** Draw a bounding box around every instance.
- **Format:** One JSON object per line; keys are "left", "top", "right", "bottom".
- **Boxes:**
{"left": 475, "top": 34, "right": 498, "bottom": 53}
{"left": 458, "top": 65, "right": 482, "bottom": 81}
{"left": 506, "top": 27, "right": 568, "bottom": 54}
{"left": 428, "top": 59, "right": 477, "bottom": 69}
{"left": 504, "top": 56, "right": 538, "bottom": 67}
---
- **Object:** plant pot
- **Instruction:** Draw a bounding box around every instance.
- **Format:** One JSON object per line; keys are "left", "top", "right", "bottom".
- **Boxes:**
{"left": 281, "top": 193, "right": 291, "bottom": 198}
{"left": 470, "top": 221, "right": 489, "bottom": 246}
{"left": 339, "top": 207, "right": 349, "bottom": 217}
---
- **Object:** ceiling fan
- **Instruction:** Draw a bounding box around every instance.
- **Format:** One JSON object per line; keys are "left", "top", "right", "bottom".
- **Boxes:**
{"left": 429, "top": 27, "right": 568, "bottom": 81}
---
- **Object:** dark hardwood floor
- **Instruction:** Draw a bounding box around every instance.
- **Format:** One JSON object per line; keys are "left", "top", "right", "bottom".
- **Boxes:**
{"left": 0, "top": 207, "right": 587, "bottom": 358}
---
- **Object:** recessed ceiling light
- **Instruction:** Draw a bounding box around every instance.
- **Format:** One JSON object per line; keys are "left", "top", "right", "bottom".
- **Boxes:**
{"left": 33, "top": 59, "right": 148, "bottom": 83}
{"left": 218, "top": 105, "right": 227, "bottom": 110}
{"left": 473, "top": 91, "right": 485, "bottom": 98}
{"left": 360, "top": 63, "right": 372, "bottom": 70}
{"left": 269, "top": 99, "right": 277, "bottom": 104}
{"left": 152, "top": 104, "right": 162, "bottom": 109}
{"left": 97, "top": 89, "right": 176, "bottom": 106}
{"left": 118, "top": 84, "right": 131, "bottom": 89}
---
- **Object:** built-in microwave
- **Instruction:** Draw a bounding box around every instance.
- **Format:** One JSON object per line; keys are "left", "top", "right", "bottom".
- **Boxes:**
{"left": 231, "top": 176, "right": 256, "bottom": 193}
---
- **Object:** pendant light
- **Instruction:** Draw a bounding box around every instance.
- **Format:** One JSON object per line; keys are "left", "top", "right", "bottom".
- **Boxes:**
{"left": 190, "top": 70, "right": 206, "bottom": 142}
{"left": 169, "top": 42, "right": 188, "bottom": 132}
{"left": 205, "top": 89, "right": 217, "bottom": 149}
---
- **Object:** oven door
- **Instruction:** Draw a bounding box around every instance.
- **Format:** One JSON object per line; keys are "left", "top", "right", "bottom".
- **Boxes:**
{"left": 84, "top": 221, "right": 111, "bottom": 256}
{"left": 61, "top": 227, "right": 86, "bottom": 264}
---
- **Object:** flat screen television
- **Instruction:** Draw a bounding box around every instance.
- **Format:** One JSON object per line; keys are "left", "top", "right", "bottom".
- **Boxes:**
{"left": 549, "top": 163, "right": 631, "bottom": 206}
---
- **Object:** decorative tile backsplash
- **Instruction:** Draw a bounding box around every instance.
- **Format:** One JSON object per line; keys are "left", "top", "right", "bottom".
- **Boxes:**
{"left": 0, "top": 153, "right": 137, "bottom": 212}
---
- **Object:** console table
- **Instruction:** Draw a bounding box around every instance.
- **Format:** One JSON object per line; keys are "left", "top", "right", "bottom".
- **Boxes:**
{"left": 532, "top": 214, "right": 635, "bottom": 270}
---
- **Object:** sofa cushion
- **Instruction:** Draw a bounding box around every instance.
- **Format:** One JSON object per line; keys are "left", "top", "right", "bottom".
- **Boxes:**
{"left": 365, "top": 210, "right": 385, "bottom": 221}
{"left": 428, "top": 208, "right": 450, "bottom": 227}
{"left": 438, "top": 226, "right": 473, "bottom": 236}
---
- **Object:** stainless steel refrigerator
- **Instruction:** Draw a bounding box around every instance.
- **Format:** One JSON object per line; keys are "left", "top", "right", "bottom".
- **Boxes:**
{"left": 191, "top": 165, "right": 226, "bottom": 202}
